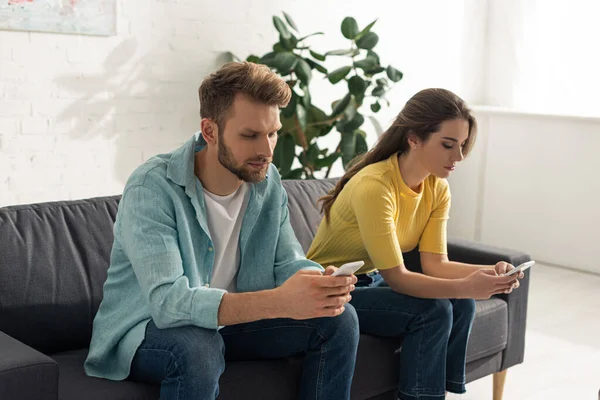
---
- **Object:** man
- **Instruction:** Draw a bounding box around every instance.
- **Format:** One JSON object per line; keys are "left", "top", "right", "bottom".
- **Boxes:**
{"left": 84, "top": 62, "right": 359, "bottom": 399}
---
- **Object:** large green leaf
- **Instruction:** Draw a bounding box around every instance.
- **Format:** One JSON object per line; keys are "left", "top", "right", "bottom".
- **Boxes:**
{"left": 259, "top": 52, "right": 277, "bottom": 67}
{"left": 330, "top": 93, "right": 352, "bottom": 117}
{"left": 273, "top": 16, "right": 291, "bottom": 39}
{"left": 301, "top": 84, "right": 311, "bottom": 108}
{"left": 348, "top": 75, "right": 367, "bottom": 97}
{"left": 355, "top": 131, "right": 368, "bottom": 155}
{"left": 343, "top": 95, "right": 357, "bottom": 121}
{"left": 283, "top": 168, "right": 304, "bottom": 179}
{"left": 353, "top": 57, "right": 378, "bottom": 70}
{"left": 337, "top": 112, "right": 365, "bottom": 133}
{"left": 305, "top": 105, "right": 333, "bottom": 141}
{"left": 363, "top": 66, "right": 385, "bottom": 77}
{"left": 273, "top": 134, "right": 296, "bottom": 175}
{"left": 279, "top": 113, "right": 295, "bottom": 134}
{"left": 341, "top": 131, "right": 357, "bottom": 167}
{"left": 372, "top": 85, "right": 386, "bottom": 97}
{"left": 386, "top": 65, "right": 404, "bottom": 82}
{"left": 295, "top": 58, "right": 312, "bottom": 85}
{"left": 306, "top": 59, "right": 328, "bottom": 74}
{"left": 341, "top": 17, "right": 359, "bottom": 39}
{"left": 309, "top": 50, "right": 326, "bottom": 61}
{"left": 325, "top": 49, "right": 357, "bottom": 56}
{"left": 273, "top": 52, "right": 298, "bottom": 74}
{"left": 282, "top": 11, "right": 298, "bottom": 32}
{"left": 280, "top": 34, "right": 298, "bottom": 50}
{"left": 296, "top": 103, "right": 307, "bottom": 132}
{"left": 327, "top": 66, "right": 352, "bottom": 84}
{"left": 356, "top": 32, "right": 379, "bottom": 50}
{"left": 281, "top": 92, "right": 298, "bottom": 118}
{"left": 301, "top": 143, "right": 320, "bottom": 168}
{"left": 355, "top": 19, "right": 377, "bottom": 40}
{"left": 246, "top": 55, "right": 260, "bottom": 63}
{"left": 315, "top": 153, "right": 340, "bottom": 170}
{"left": 367, "top": 50, "right": 380, "bottom": 64}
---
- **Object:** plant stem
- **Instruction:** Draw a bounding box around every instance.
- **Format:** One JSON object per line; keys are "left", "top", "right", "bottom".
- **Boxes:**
{"left": 293, "top": 114, "right": 309, "bottom": 149}
{"left": 325, "top": 142, "right": 342, "bottom": 178}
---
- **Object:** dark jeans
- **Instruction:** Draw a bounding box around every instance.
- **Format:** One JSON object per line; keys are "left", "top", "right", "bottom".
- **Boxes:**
{"left": 128, "top": 305, "right": 360, "bottom": 400}
{"left": 351, "top": 272, "right": 476, "bottom": 400}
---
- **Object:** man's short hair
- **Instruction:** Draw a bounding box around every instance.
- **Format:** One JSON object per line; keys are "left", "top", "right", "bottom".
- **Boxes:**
{"left": 198, "top": 62, "right": 291, "bottom": 133}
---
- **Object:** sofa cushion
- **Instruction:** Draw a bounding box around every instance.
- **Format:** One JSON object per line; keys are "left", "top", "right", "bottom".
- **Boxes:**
{"left": 52, "top": 333, "right": 402, "bottom": 400}
{"left": 466, "top": 297, "right": 508, "bottom": 363}
{"left": 0, "top": 196, "right": 120, "bottom": 354}
{"left": 51, "top": 297, "right": 505, "bottom": 400}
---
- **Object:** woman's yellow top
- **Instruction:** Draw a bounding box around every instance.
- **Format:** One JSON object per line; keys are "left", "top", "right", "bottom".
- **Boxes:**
{"left": 306, "top": 153, "right": 450, "bottom": 274}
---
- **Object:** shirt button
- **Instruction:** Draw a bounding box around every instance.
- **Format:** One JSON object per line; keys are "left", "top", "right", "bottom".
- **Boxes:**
{"left": 208, "top": 247, "right": 213, "bottom": 252}
{"left": 204, "top": 283, "right": 210, "bottom": 288}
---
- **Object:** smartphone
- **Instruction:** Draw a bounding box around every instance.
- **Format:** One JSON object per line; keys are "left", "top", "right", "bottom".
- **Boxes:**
{"left": 331, "top": 261, "right": 365, "bottom": 276}
{"left": 504, "top": 260, "right": 535, "bottom": 276}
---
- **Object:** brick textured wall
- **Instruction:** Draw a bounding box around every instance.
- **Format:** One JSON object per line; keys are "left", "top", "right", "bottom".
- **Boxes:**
{"left": 0, "top": 0, "right": 481, "bottom": 207}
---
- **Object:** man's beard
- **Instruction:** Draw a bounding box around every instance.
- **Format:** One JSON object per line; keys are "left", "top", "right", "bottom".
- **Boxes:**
{"left": 218, "top": 137, "right": 269, "bottom": 183}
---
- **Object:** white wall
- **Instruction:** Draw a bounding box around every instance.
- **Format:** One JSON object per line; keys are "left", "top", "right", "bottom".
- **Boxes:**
{"left": 485, "top": 0, "right": 600, "bottom": 117}
{"left": 0, "top": 0, "right": 488, "bottom": 207}
{"left": 448, "top": 108, "right": 600, "bottom": 274}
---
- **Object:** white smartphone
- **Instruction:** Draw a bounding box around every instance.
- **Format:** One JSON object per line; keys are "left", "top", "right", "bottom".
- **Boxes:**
{"left": 331, "top": 261, "right": 365, "bottom": 277}
{"left": 504, "top": 260, "right": 535, "bottom": 276}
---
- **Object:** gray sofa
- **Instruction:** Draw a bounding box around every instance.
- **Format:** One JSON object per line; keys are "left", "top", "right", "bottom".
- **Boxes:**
{"left": 0, "top": 178, "right": 531, "bottom": 400}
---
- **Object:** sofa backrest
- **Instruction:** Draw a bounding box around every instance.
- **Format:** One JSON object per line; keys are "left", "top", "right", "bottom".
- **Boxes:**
{"left": 0, "top": 196, "right": 121, "bottom": 354}
{"left": 281, "top": 178, "right": 337, "bottom": 253}
{"left": 0, "top": 179, "right": 337, "bottom": 354}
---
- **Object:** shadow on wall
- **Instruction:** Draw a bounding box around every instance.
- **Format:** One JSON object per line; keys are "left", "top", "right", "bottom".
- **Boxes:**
{"left": 53, "top": 37, "right": 228, "bottom": 186}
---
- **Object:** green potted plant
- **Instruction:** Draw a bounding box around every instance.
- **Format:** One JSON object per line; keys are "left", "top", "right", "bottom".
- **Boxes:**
{"left": 227, "top": 13, "right": 403, "bottom": 179}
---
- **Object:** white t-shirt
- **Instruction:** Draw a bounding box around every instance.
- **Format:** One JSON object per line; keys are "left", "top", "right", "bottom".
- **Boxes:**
{"left": 202, "top": 183, "right": 250, "bottom": 293}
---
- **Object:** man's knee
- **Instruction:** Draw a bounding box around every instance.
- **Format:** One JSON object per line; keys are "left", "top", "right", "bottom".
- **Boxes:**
{"left": 163, "top": 325, "right": 226, "bottom": 377}
{"left": 324, "top": 303, "right": 360, "bottom": 345}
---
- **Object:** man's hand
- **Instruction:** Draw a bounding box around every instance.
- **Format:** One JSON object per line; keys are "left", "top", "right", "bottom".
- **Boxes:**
{"left": 274, "top": 269, "right": 357, "bottom": 320}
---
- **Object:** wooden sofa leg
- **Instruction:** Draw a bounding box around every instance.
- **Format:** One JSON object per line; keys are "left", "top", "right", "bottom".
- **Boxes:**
{"left": 493, "top": 369, "right": 508, "bottom": 400}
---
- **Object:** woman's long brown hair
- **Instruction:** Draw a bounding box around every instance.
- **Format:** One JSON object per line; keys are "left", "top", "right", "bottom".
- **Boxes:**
{"left": 319, "top": 88, "right": 478, "bottom": 222}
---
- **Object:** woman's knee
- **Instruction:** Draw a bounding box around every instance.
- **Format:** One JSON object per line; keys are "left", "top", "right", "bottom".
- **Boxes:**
{"left": 422, "top": 298, "right": 453, "bottom": 331}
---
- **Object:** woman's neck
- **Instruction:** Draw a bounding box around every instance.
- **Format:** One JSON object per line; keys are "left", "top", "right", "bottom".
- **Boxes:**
{"left": 397, "top": 152, "right": 429, "bottom": 192}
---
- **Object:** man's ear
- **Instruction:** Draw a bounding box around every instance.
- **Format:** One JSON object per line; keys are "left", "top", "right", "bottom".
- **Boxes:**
{"left": 200, "top": 119, "right": 218, "bottom": 144}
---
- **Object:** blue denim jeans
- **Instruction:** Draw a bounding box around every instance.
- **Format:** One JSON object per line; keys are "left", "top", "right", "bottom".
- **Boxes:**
{"left": 351, "top": 272, "right": 476, "bottom": 400}
{"left": 128, "top": 304, "right": 359, "bottom": 400}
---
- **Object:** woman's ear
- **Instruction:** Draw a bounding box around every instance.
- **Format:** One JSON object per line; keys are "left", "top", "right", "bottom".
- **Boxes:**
{"left": 407, "top": 133, "right": 421, "bottom": 150}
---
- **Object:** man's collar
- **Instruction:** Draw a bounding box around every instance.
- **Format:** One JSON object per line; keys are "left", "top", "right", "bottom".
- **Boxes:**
{"left": 166, "top": 132, "right": 270, "bottom": 187}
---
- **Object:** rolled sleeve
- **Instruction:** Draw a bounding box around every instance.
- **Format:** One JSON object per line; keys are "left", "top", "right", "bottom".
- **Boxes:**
{"left": 119, "top": 185, "right": 225, "bottom": 330}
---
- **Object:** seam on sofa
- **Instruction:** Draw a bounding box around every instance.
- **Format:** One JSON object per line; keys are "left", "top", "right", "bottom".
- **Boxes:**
{"left": 0, "top": 361, "right": 57, "bottom": 376}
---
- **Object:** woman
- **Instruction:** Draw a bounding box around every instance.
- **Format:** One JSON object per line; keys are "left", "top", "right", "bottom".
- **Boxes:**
{"left": 306, "top": 88, "right": 524, "bottom": 400}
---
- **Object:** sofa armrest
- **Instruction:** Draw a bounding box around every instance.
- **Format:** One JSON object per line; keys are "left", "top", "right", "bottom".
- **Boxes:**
{"left": 447, "top": 237, "right": 532, "bottom": 370}
{"left": 0, "top": 330, "right": 58, "bottom": 400}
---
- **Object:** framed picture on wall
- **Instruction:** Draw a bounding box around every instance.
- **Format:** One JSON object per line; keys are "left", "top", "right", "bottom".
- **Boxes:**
{"left": 0, "top": 0, "right": 116, "bottom": 36}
